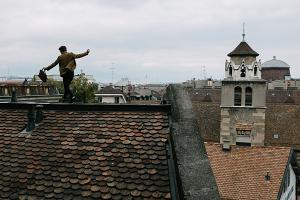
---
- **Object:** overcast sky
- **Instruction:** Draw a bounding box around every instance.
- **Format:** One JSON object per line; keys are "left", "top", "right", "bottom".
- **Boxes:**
{"left": 0, "top": 0, "right": 299, "bottom": 83}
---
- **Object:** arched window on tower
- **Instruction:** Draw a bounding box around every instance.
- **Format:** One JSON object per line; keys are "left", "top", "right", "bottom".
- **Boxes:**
{"left": 245, "top": 87, "right": 252, "bottom": 106}
{"left": 234, "top": 86, "right": 242, "bottom": 106}
{"left": 254, "top": 66, "right": 258, "bottom": 76}
{"left": 229, "top": 66, "right": 233, "bottom": 76}
{"left": 241, "top": 66, "right": 246, "bottom": 77}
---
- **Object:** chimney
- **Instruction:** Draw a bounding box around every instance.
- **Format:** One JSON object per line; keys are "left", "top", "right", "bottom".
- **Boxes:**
{"left": 222, "top": 139, "right": 231, "bottom": 151}
{"left": 11, "top": 91, "right": 17, "bottom": 102}
{"left": 35, "top": 105, "right": 43, "bottom": 124}
{"left": 26, "top": 105, "right": 35, "bottom": 132}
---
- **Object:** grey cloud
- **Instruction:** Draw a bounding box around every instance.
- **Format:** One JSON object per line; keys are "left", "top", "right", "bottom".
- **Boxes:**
{"left": 0, "top": 0, "right": 300, "bottom": 83}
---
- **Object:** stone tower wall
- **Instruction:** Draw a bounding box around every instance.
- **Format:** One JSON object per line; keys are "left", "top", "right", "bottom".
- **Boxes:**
{"left": 220, "top": 107, "right": 265, "bottom": 146}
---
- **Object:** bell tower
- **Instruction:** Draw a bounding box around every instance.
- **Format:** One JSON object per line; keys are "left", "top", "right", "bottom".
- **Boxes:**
{"left": 220, "top": 27, "right": 267, "bottom": 146}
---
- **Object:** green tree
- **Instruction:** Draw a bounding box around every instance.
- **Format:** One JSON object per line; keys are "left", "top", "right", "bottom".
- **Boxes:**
{"left": 71, "top": 75, "right": 98, "bottom": 103}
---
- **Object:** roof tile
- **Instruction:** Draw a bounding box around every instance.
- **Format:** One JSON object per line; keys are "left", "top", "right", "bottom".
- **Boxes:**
{"left": 205, "top": 143, "right": 291, "bottom": 200}
{"left": 0, "top": 109, "right": 170, "bottom": 199}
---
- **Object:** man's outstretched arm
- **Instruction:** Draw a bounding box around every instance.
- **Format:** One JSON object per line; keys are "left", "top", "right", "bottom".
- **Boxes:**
{"left": 44, "top": 58, "right": 59, "bottom": 71}
{"left": 74, "top": 49, "right": 90, "bottom": 59}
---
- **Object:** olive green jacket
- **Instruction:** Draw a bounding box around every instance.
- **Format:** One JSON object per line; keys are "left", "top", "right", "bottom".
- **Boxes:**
{"left": 45, "top": 51, "right": 88, "bottom": 76}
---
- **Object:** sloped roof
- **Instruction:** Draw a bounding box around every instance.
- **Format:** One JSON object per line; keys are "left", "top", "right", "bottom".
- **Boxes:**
{"left": 205, "top": 143, "right": 291, "bottom": 200}
{"left": 227, "top": 41, "right": 259, "bottom": 57}
{"left": 0, "top": 109, "right": 171, "bottom": 199}
{"left": 99, "top": 86, "right": 124, "bottom": 94}
{"left": 0, "top": 110, "right": 27, "bottom": 134}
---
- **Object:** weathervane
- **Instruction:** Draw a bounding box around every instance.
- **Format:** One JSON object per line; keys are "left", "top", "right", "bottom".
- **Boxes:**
{"left": 242, "top": 22, "right": 245, "bottom": 41}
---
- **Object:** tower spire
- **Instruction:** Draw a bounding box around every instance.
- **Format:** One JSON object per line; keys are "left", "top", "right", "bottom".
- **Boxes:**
{"left": 242, "top": 22, "right": 245, "bottom": 41}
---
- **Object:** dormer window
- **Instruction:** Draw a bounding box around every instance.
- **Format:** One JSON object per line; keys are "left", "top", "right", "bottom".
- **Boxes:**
{"left": 234, "top": 87, "right": 242, "bottom": 106}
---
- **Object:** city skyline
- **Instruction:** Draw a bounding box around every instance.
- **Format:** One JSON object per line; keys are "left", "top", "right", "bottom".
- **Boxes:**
{"left": 0, "top": 0, "right": 299, "bottom": 83}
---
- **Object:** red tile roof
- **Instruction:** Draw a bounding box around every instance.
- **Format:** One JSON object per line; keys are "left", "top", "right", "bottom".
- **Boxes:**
{"left": 0, "top": 110, "right": 171, "bottom": 199}
{"left": 0, "top": 110, "right": 27, "bottom": 134}
{"left": 205, "top": 143, "right": 291, "bottom": 200}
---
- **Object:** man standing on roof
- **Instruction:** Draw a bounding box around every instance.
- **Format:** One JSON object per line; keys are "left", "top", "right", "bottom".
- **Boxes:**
{"left": 43, "top": 46, "right": 90, "bottom": 102}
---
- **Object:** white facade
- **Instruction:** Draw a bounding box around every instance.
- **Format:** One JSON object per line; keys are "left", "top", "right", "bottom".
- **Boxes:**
{"left": 280, "top": 164, "right": 296, "bottom": 200}
{"left": 224, "top": 58, "right": 262, "bottom": 80}
{"left": 95, "top": 94, "right": 126, "bottom": 104}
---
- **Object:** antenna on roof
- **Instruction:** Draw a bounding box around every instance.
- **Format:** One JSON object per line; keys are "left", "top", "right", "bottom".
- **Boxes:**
{"left": 242, "top": 22, "right": 246, "bottom": 42}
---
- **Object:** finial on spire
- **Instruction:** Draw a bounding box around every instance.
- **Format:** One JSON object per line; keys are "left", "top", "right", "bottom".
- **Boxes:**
{"left": 242, "top": 22, "right": 245, "bottom": 41}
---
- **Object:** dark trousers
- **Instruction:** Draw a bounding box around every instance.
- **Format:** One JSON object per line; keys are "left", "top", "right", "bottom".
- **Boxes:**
{"left": 62, "top": 69, "right": 74, "bottom": 101}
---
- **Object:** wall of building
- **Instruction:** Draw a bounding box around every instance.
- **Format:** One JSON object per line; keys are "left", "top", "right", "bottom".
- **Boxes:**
{"left": 189, "top": 87, "right": 300, "bottom": 105}
{"left": 265, "top": 104, "right": 300, "bottom": 149}
{"left": 191, "top": 102, "right": 220, "bottom": 142}
{"left": 220, "top": 107, "right": 265, "bottom": 146}
{"left": 262, "top": 68, "right": 290, "bottom": 81}
{"left": 97, "top": 96, "right": 126, "bottom": 104}
{"left": 280, "top": 164, "right": 296, "bottom": 200}
{"left": 0, "top": 85, "right": 55, "bottom": 96}
{"left": 189, "top": 88, "right": 221, "bottom": 103}
{"left": 192, "top": 101, "right": 300, "bottom": 150}
{"left": 221, "top": 81, "right": 266, "bottom": 107}
{"left": 230, "top": 56, "right": 257, "bottom": 65}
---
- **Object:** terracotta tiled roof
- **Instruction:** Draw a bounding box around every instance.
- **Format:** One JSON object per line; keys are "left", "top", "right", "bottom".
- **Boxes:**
{"left": 0, "top": 110, "right": 171, "bottom": 199}
{"left": 227, "top": 41, "right": 259, "bottom": 57}
{"left": 205, "top": 143, "right": 291, "bottom": 200}
{"left": 0, "top": 110, "right": 27, "bottom": 134}
{"left": 265, "top": 104, "right": 300, "bottom": 149}
{"left": 189, "top": 88, "right": 221, "bottom": 103}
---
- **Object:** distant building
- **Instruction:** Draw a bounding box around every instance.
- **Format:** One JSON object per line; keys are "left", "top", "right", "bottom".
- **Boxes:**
{"left": 183, "top": 78, "right": 221, "bottom": 89}
{"left": 33, "top": 73, "right": 96, "bottom": 83}
{"left": 262, "top": 56, "right": 291, "bottom": 81}
{"left": 0, "top": 79, "right": 56, "bottom": 97}
{"left": 33, "top": 74, "right": 62, "bottom": 82}
{"left": 96, "top": 85, "right": 127, "bottom": 104}
{"left": 115, "top": 78, "right": 130, "bottom": 87}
